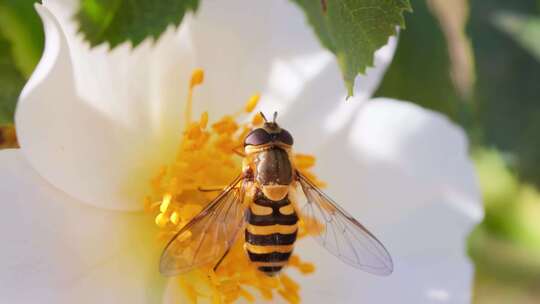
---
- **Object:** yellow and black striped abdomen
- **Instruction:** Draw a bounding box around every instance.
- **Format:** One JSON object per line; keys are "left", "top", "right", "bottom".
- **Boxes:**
{"left": 245, "top": 189, "right": 298, "bottom": 276}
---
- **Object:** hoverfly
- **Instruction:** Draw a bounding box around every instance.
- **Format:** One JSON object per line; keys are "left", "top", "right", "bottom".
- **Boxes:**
{"left": 160, "top": 112, "right": 393, "bottom": 277}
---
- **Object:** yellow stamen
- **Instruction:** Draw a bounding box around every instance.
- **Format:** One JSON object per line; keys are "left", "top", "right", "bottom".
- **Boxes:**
{"left": 186, "top": 68, "right": 205, "bottom": 124}
{"left": 251, "top": 112, "right": 264, "bottom": 126}
{"left": 294, "top": 154, "right": 316, "bottom": 169}
{"left": 179, "top": 277, "right": 200, "bottom": 303}
{"left": 190, "top": 69, "right": 205, "bottom": 88}
{"left": 155, "top": 213, "right": 168, "bottom": 228}
{"left": 239, "top": 287, "right": 256, "bottom": 302}
{"left": 279, "top": 274, "right": 301, "bottom": 304}
{"left": 200, "top": 111, "right": 209, "bottom": 129}
{"left": 168, "top": 212, "right": 178, "bottom": 225}
{"left": 289, "top": 255, "right": 316, "bottom": 274}
{"left": 159, "top": 193, "right": 172, "bottom": 213}
{"left": 244, "top": 94, "right": 260, "bottom": 113}
{"left": 212, "top": 116, "right": 238, "bottom": 134}
{"left": 179, "top": 204, "right": 203, "bottom": 222}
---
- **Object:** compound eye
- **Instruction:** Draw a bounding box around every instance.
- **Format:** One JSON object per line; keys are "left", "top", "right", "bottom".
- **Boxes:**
{"left": 244, "top": 128, "right": 271, "bottom": 146}
{"left": 276, "top": 129, "right": 294, "bottom": 145}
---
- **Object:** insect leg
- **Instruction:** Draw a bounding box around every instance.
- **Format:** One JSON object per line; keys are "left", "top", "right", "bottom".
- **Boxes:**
{"left": 213, "top": 247, "right": 232, "bottom": 272}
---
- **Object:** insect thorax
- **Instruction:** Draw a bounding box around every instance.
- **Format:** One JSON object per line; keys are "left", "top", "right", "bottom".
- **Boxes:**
{"left": 252, "top": 147, "right": 293, "bottom": 201}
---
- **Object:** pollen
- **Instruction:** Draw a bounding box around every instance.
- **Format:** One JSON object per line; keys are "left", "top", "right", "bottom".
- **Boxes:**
{"left": 251, "top": 112, "right": 264, "bottom": 125}
{"left": 190, "top": 68, "right": 205, "bottom": 89}
{"left": 145, "top": 69, "right": 322, "bottom": 303}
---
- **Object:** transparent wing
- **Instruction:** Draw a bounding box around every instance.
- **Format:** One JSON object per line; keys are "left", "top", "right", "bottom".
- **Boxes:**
{"left": 297, "top": 172, "right": 394, "bottom": 276}
{"left": 159, "top": 175, "right": 247, "bottom": 276}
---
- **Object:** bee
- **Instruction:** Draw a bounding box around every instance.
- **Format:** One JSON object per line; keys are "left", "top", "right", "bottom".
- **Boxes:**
{"left": 160, "top": 112, "right": 393, "bottom": 277}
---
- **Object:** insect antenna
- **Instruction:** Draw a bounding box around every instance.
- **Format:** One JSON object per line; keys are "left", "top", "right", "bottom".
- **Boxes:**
{"left": 273, "top": 111, "right": 278, "bottom": 123}
{"left": 259, "top": 112, "right": 268, "bottom": 123}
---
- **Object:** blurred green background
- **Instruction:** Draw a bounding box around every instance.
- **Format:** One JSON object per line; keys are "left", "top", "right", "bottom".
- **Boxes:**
{"left": 376, "top": 0, "right": 540, "bottom": 302}
{"left": 1, "top": 0, "right": 540, "bottom": 302}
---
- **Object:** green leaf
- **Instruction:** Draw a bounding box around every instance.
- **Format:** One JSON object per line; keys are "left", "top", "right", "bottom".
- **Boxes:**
{"left": 291, "top": 0, "right": 412, "bottom": 96}
{"left": 0, "top": 31, "right": 26, "bottom": 125}
{"left": 493, "top": 12, "right": 540, "bottom": 62}
{"left": 76, "top": 0, "right": 199, "bottom": 48}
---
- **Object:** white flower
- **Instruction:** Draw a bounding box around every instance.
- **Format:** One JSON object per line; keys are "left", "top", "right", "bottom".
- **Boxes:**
{"left": 0, "top": 0, "right": 483, "bottom": 303}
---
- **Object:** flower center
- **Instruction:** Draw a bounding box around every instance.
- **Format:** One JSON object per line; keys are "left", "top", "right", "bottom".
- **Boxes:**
{"left": 144, "top": 69, "right": 319, "bottom": 303}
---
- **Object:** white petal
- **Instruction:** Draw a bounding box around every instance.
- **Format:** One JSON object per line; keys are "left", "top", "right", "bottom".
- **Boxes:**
{"left": 312, "top": 98, "right": 482, "bottom": 226}
{"left": 295, "top": 196, "right": 476, "bottom": 303}
{"left": 42, "top": 0, "right": 199, "bottom": 126}
{"left": 189, "top": 0, "right": 396, "bottom": 121}
{"left": 0, "top": 149, "right": 166, "bottom": 303}
{"left": 16, "top": 4, "right": 192, "bottom": 210}
{"left": 291, "top": 99, "right": 482, "bottom": 302}
{"left": 297, "top": 237, "right": 474, "bottom": 303}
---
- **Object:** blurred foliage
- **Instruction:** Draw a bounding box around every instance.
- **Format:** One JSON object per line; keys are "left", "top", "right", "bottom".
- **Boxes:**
{"left": 291, "top": 0, "right": 412, "bottom": 96}
{"left": 471, "top": 149, "right": 540, "bottom": 303}
{"left": 76, "top": 0, "right": 199, "bottom": 48}
{"left": 470, "top": 0, "right": 540, "bottom": 187}
{"left": 0, "top": 32, "right": 24, "bottom": 125}
{"left": 473, "top": 149, "right": 540, "bottom": 252}
{"left": 474, "top": 273, "right": 540, "bottom": 304}
{"left": 0, "top": 0, "right": 43, "bottom": 125}
{"left": 494, "top": 12, "right": 540, "bottom": 62}
{"left": 0, "top": 0, "right": 44, "bottom": 76}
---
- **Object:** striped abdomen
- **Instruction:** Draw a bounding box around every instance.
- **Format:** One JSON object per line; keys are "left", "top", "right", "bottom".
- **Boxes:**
{"left": 245, "top": 189, "right": 298, "bottom": 276}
